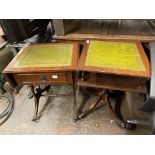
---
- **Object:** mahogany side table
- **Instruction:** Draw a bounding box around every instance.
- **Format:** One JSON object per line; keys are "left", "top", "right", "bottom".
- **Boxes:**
{"left": 76, "top": 40, "right": 150, "bottom": 128}
{"left": 3, "top": 42, "right": 79, "bottom": 121}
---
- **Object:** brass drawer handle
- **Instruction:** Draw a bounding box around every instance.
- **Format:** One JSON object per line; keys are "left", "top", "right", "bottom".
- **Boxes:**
{"left": 40, "top": 75, "right": 46, "bottom": 81}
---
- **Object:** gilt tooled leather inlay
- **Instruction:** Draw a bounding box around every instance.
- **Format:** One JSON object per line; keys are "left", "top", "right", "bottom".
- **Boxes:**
{"left": 85, "top": 41, "right": 145, "bottom": 72}
{"left": 13, "top": 44, "right": 73, "bottom": 68}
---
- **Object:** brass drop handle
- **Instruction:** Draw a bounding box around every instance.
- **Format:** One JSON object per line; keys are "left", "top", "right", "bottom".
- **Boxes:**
{"left": 40, "top": 75, "right": 46, "bottom": 81}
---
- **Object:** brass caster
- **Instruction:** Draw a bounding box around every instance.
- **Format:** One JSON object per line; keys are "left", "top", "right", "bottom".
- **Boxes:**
{"left": 73, "top": 116, "right": 79, "bottom": 122}
{"left": 125, "top": 123, "right": 136, "bottom": 130}
{"left": 120, "top": 123, "right": 126, "bottom": 129}
{"left": 32, "top": 116, "right": 39, "bottom": 122}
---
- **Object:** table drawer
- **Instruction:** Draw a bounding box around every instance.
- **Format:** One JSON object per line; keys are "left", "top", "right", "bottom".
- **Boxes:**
{"left": 14, "top": 72, "right": 71, "bottom": 85}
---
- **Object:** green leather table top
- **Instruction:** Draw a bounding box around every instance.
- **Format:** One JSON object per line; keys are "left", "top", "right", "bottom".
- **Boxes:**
{"left": 13, "top": 44, "right": 73, "bottom": 68}
{"left": 85, "top": 41, "right": 145, "bottom": 72}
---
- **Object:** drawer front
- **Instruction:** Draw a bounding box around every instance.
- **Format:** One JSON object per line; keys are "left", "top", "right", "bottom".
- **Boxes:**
{"left": 14, "top": 72, "right": 69, "bottom": 85}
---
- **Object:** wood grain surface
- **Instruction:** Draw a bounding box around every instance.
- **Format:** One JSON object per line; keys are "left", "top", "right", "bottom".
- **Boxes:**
{"left": 53, "top": 20, "right": 155, "bottom": 42}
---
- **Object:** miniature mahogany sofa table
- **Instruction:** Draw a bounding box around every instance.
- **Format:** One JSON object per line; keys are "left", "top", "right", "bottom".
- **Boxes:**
{"left": 3, "top": 43, "right": 79, "bottom": 121}
{"left": 76, "top": 40, "right": 150, "bottom": 128}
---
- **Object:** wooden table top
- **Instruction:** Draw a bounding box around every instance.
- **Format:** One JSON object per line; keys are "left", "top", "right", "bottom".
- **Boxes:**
{"left": 3, "top": 43, "right": 79, "bottom": 73}
{"left": 53, "top": 20, "right": 155, "bottom": 42}
{"left": 79, "top": 40, "right": 150, "bottom": 78}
